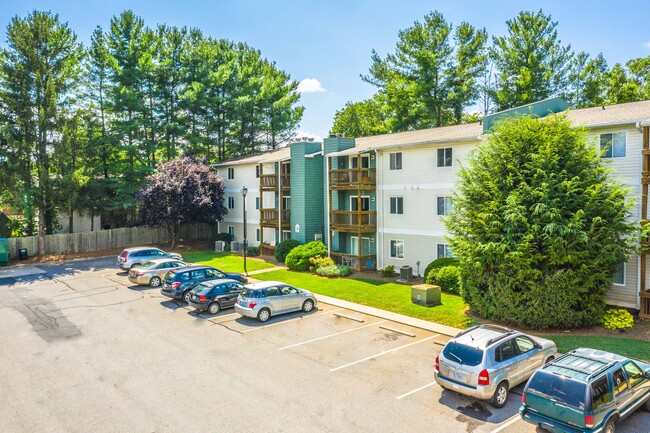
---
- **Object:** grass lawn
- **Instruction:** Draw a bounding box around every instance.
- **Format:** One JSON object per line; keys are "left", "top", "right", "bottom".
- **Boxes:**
{"left": 251, "top": 269, "right": 477, "bottom": 329}
{"left": 538, "top": 335, "right": 650, "bottom": 362}
{"left": 182, "top": 251, "right": 275, "bottom": 273}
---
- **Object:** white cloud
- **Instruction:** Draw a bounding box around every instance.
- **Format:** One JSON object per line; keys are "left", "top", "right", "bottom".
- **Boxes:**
{"left": 293, "top": 130, "right": 323, "bottom": 142}
{"left": 644, "top": 41, "right": 650, "bottom": 49}
{"left": 297, "top": 78, "right": 326, "bottom": 93}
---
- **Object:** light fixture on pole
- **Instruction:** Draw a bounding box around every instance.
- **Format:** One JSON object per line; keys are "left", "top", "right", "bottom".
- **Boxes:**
{"left": 241, "top": 186, "right": 248, "bottom": 276}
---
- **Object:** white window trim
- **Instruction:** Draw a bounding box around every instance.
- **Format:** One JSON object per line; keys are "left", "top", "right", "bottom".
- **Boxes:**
{"left": 389, "top": 239, "right": 404, "bottom": 259}
{"left": 227, "top": 167, "right": 234, "bottom": 179}
{"left": 437, "top": 147, "right": 453, "bottom": 167}
{"left": 255, "top": 196, "right": 260, "bottom": 210}
{"left": 613, "top": 262, "right": 626, "bottom": 286}
{"left": 282, "top": 230, "right": 291, "bottom": 241}
{"left": 437, "top": 196, "right": 453, "bottom": 216}
{"left": 228, "top": 196, "right": 235, "bottom": 209}
{"left": 282, "top": 195, "right": 291, "bottom": 210}
{"left": 390, "top": 196, "right": 403, "bottom": 215}
{"left": 389, "top": 152, "right": 402, "bottom": 170}
{"left": 600, "top": 132, "right": 627, "bottom": 159}
{"left": 227, "top": 226, "right": 235, "bottom": 237}
{"left": 256, "top": 228, "right": 260, "bottom": 242}
{"left": 350, "top": 195, "right": 370, "bottom": 211}
{"left": 351, "top": 236, "right": 371, "bottom": 255}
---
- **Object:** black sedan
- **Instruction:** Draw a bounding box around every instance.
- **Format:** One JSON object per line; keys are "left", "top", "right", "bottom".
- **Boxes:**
{"left": 161, "top": 265, "right": 246, "bottom": 303}
{"left": 188, "top": 279, "right": 244, "bottom": 314}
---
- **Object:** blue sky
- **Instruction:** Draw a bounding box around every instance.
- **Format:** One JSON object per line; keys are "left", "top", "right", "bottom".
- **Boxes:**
{"left": 2, "top": 1, "right": 650, "bottom": 140}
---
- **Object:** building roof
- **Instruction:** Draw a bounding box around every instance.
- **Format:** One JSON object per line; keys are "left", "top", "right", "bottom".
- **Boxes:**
{"left": 213, "top": 146, "right": 291, "bottom": 167}
{"left": 328, "top": 100, "right": 650, "bottom": 157}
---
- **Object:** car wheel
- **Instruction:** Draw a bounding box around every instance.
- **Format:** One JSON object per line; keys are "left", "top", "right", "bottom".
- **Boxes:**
{"left": 645, "top": 396, "right": 650, "bottom": 412}
{"left": 302, "top": 299, "right": 314, "bottom": 312}
{"left": 604, "top": 419, "right": 615, "bottom": 433}
{"left": 207, "top": 302, "right": 220, "bottom": 315}
{"left": 183, "top": 291, "right": 191, "bottom": 304}
{"left": 149, "top": 276, "right": 161, "bottom": 288}
{"left": 491, "top": 381, "right": 508, "bottom": 408}
{"left": 257, "top": 308, "right": 271, "bottom": 323}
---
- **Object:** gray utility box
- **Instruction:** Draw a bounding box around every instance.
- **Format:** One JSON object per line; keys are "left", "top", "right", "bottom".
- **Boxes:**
{"left": 411, "top": 284, "right": 441, "bottom": 306}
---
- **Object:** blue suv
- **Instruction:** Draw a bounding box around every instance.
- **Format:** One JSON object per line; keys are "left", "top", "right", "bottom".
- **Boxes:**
{"left": 520, "top": 348, "right": 650, "bottom": 433}
{"left": 160, "top": 265, "right": 246, "bottom": 303}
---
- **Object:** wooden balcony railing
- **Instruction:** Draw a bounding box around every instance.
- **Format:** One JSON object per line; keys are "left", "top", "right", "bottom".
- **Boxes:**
{"left": 641, "top": 292, "right": 650, "bottom": 319}
{"left": 330, "top": 210, "right": 376, "bottom": 232}
{"left": 260, "top": 243, "right": 276, "bottom": 257}
{"left": 260, "top": 208, "right": 290, "bottom": 227}
{"left": 330, "top": 251, "right": 376, "bottom": 271}
{"left": 329, "top": 168, "right": 376, "bottom": 188}
{"left": 260, "top": 174, "right": 290, "bottom": 191}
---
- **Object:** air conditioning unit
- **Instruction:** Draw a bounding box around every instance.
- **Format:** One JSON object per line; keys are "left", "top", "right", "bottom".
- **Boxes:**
{"left": 314, "top": 233, "right": 323, "bottom": 242}
{"left": 215, "top": 241, "right": 225, "bottom": 252}
{"left": 231, "top": 241, "right": 243, "bottom": 252}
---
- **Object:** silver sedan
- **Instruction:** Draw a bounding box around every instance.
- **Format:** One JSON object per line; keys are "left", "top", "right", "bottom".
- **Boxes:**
{"left": 234, "top": 281, "right": 317, "bottom": 322}
{"left": 127, "top": 258, "right": 188, "bottom": 287}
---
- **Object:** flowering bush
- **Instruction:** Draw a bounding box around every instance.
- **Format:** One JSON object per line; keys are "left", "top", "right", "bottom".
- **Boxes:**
{"left": 601, "top": 309, "right": 634, "bottom": 331}
{"left": 309, "top": 256, "right": 335, "bottom": 271}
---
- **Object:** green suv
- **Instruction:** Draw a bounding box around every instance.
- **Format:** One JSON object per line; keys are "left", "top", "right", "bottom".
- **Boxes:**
{"left": 520, "top": 348, "right": 650, "bottom": 433}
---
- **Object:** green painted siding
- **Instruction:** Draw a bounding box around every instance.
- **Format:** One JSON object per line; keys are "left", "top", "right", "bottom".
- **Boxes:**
{"left": 290, "top": 141, "right": 324, "bottom": 244}
{"left": 483, "top": 97, "right": 569, "bottom": 133}
{"left": 323, "top": 137, "right": 356, "bottom": 247}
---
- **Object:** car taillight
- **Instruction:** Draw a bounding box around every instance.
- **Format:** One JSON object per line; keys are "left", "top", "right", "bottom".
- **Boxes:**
{"left": 435, "top": 356, "right": 439, "bottom": 372}
{"left": 522, "top": 393, "right": 526, "bottom": 405}
{"left": 585, "top": 415, "right": 594, "bottom": 429}
{"left": 122, "top": 251, "right": 128, "bottom": 259}
{"left": 478, "top": 369, "right": 489, "bottom": 385}
{"left": 249, "top": 302, "right": 257, "bottom": 309}
{"left": 171, "top": 282, "right": 180, "bottom": 289}
{"left": 135, "top": 272, "right": 144, "bottom": 276}
{"left": 199, "top": 295, "right": 206, "bottom": 302}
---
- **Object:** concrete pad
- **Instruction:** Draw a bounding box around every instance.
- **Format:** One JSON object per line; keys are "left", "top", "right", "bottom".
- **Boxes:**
{"left": 0, "top": 265, "right": 47, "bottom": 278}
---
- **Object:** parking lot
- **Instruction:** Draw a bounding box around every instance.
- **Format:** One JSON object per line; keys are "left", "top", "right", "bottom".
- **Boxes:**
{"left": 0, "top": 257, "right": 648, "bottom": 432}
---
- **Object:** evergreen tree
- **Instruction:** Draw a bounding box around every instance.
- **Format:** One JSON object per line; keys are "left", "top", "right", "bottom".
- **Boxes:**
{"left": 491, "top": 10, "right": 573, "bottom": 110}
{"left": 330, "top": 95, "right": 389, "bottom": 137}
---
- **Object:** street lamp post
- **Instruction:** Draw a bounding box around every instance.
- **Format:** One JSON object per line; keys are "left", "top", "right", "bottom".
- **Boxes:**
{"left": 241, "top": 186, "right": 248, "bottom": 276}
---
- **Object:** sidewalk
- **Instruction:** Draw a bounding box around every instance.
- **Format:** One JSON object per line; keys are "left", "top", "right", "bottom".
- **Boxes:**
{"left": 246, "top": 265, "right": 461, "bottom": 338}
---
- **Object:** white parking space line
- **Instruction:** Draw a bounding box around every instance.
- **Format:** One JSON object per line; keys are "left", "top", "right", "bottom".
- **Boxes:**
{"left": 330, "top": 334, "right": 440, "bottom": 372}
{"left": 279, "top": 320, "right": 388, "bottom": 351}
{"left": 240, "top": 308, "right": 343, "bottom": 333}
{"left": 396, "top": 381, "right": 437, "bottom": 400}
{"left": 489, "top": 415, "right": 521, "bottom": 433}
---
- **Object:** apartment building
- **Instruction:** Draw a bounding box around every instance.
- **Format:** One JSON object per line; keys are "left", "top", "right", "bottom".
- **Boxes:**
{"left": 216, "top": 98, "right": 650, "bottom": 313}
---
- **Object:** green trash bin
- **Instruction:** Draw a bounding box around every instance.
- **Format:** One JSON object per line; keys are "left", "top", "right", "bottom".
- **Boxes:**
{"left": 0, "top": 238, "right": 8, "bottom": 267}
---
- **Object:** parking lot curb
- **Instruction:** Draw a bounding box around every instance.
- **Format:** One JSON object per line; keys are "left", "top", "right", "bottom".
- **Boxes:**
{"left": 316, "top": 294, "right": 461, "bottom": 338}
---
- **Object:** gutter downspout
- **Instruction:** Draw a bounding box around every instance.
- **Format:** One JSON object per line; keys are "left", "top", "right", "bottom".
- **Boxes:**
{"left": 378, "top": 150, "right": 384, "bottom": 271}
{"left": 278, "top": 163, "right": 281, "bottom": 245}
{"left": 326, "top": 154, "right": 331, "bottom": 257}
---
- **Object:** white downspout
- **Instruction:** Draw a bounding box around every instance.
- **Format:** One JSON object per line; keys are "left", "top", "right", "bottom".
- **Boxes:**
{"left": 326, "top": 154, "right": 331, "bottom": 257}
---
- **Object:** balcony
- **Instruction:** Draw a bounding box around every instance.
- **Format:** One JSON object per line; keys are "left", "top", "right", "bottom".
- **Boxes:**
{"left": 260, "top": 208, "right": 290, "bottom": 228}
{"left": 260, "top": 174, "right": 290, "bottom": 191}
{"left": 260, "top": 243, "right": 276, "bottom": 257}
{"left": 330, "top": 210, "right": 376, "bottom": 233}
{"left": 329, "top": 168, "right": 376, "bottom": 189}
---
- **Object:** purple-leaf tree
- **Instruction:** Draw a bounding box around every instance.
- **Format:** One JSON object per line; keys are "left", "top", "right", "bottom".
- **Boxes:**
{"left": 137, "top": 156, "right": 227, "bottom": 248}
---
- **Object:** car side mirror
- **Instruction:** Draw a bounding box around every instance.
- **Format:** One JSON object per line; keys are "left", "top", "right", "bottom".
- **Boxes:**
{"left": 645, "top": 371, "right": 650, "bottom": 380}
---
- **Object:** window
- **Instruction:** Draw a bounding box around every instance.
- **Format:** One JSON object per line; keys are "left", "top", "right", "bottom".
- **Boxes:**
{"left": 600, "top": 132, "right": 626, "bottom": 158}
{"left": 390, "top": 240, "right": 404, "bottom": 259}
{"left": 256, "top": 228, "right": 260, "bottom": 242}
{"left": 514, "top": 337, "right": 535, "bottom": 354}
{"left": 437, "top": 196, "right": 453, "bottom": 215}
{"left": 255, "top": 197, "right": 260, "bottom": 210}
{"left": 255, "top": 165, "right": 260, "bottom": 178}
{"left": 351, "top": 155, "right": 370, "bottom": 168}
{"left": 282, "top": 196, "right": 291, "bottom": 210}
{"left": 623, "top": 362, "right": 644, "bottom": 388}
{"left": 227, "top": 196, "right": 235, "bottom": 209}
{"left": 495, "top": 340, "right": 517, "bottom": 362}
{"left": 437, "top": 147, "right": 452, "bottom": 167}
{"left": 437, "top": 244, "right": 453, "bottom": 259}
{"left": 282, "top": 230, "right": 291, "bottom": 241}
{"left": 227, "top": 167, "right": 234, "bottom": 179}
{"left": 390, "top": 197, "right": 403, "bottom": 214}
{"left": 350, "top": 196, "right": 370, "bottom": 211}
{"left": 590, "top": 376, "right": 611, "bottom": 410}
{"left": 205, "top": 269, "right": 224, "bottom": 278}
{"left": 389, "top": 152, "right": 402, "bottom": 170}
{"left": 228, "top": 226, "right": 235, "bottom": 237}
{"left": 613, "top": 261, "right": 625, "bottom": 285}
{"left": 613, "top": 369, "right": 628, "bottom": 395}
{"left": 265, "top": 287, "right": 281, "bottom": 297}
{"left": 351, "top": 236, "right": 371, "bottom": 255}
{"left": 281, "top": 162, "right": 290, "bottom": 174}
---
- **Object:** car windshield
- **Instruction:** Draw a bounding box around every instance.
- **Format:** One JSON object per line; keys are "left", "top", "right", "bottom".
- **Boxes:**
{"left": 137, "top": 261, "right": 157, "bottom": 269}
{"left": 192, "top": 284, "right": 211, "bottom": 294}
{"left": 443, "top": 342, "right": 484, "bottom": 366}
{"left": 240, "top": 288, "right": 261, "bottom": 299}
{"left": 527, "top": 372, "right": 586, "bottom": 410}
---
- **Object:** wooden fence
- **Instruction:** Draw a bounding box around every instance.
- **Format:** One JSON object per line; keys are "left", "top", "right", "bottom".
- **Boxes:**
{"left": 6, "top": 223, "right": 215, "bottom": 258}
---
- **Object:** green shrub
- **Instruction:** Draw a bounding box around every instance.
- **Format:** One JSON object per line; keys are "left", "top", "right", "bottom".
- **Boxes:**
{"left": 246, "top": 246, "right": 260, "bottom": 257}
{"left": 381, "top": 265, "right": 394, "bottom": 278}
{"left": 423, "top": 257, "right": 459, "bottom": 281}
{"left": 215, "top": 232, "right": 234, "bottom": 244}
{"left": 224, "top": 244, "right": 231, "bottom": 252}
{"left": 309, "top": 256, "right": 335, "bottom": 271}
{"left": 602, "top": 309, "right": 634, "bottom": 331}
{"left": 274, "top": 239, "right": 301, "bottom": 262}
{"left": 338, "top": 265, "right": 352, "bottom": 277}
{"left": 315, "top": 265, "right": 341, "bottom": 278}
{"left": 285, "top": 241, "right": 327, "bottom": 271}
{"left": 426, "top": 265, "right": 460, "bottom": 294}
